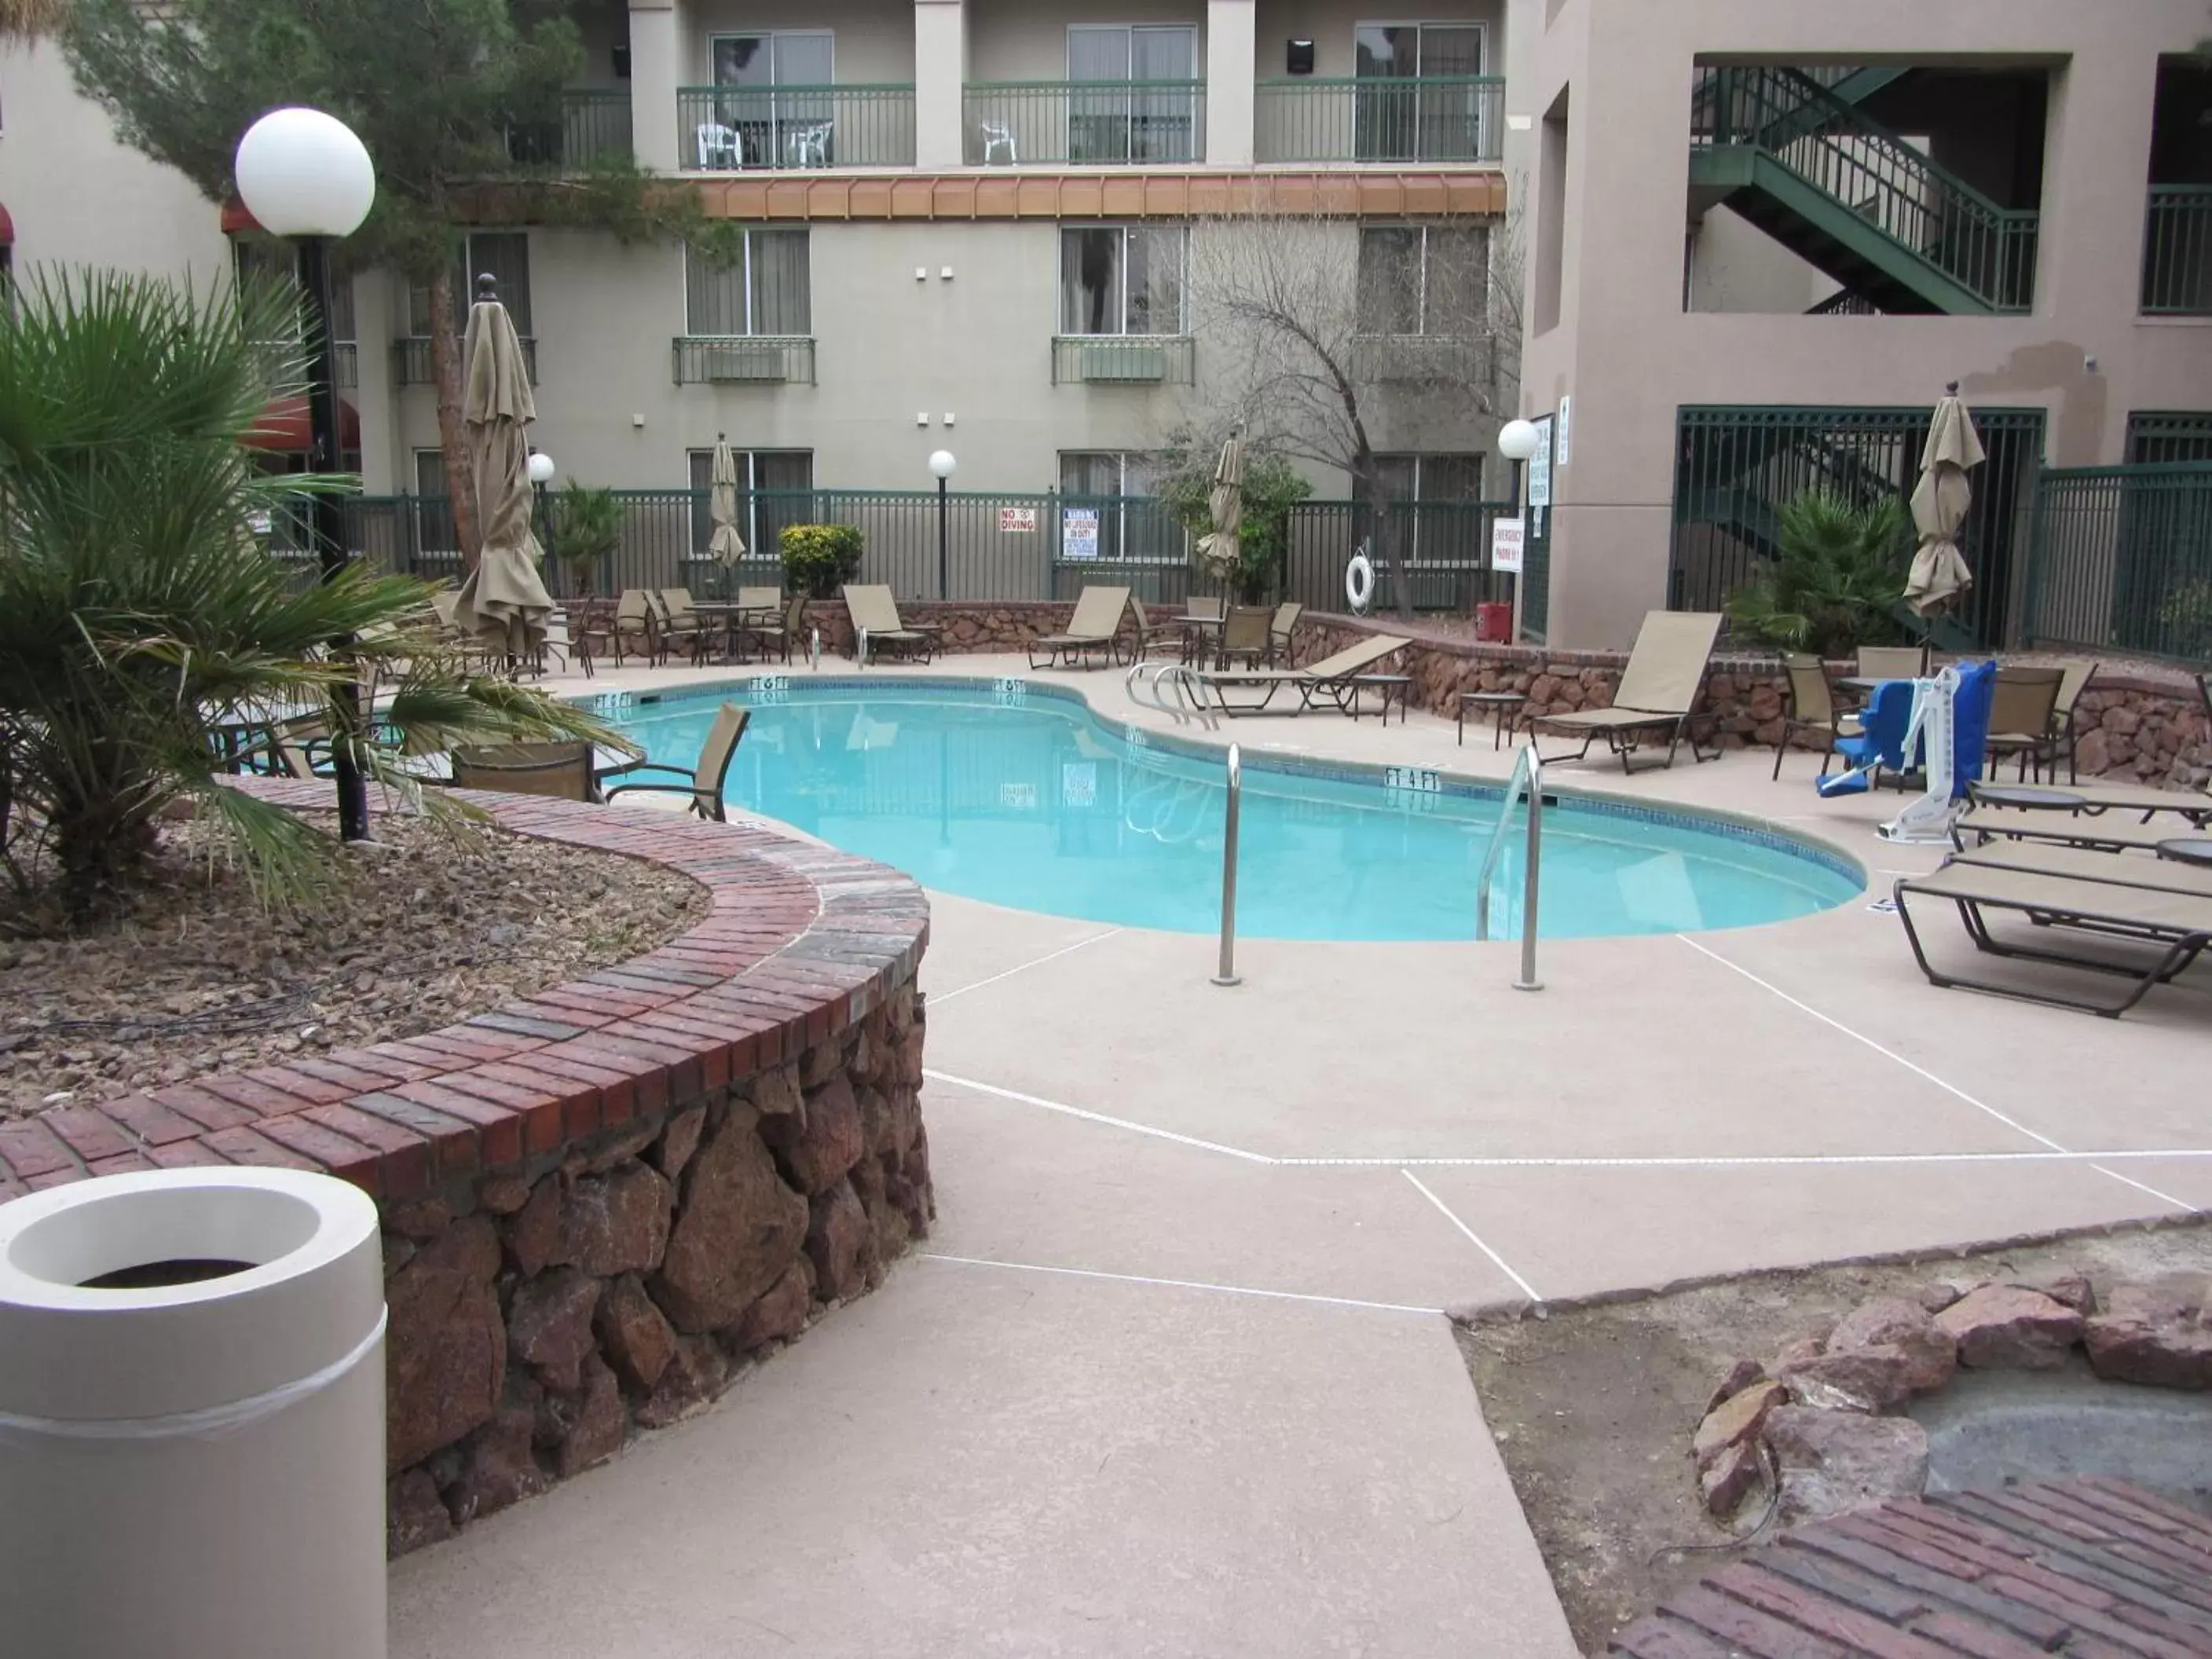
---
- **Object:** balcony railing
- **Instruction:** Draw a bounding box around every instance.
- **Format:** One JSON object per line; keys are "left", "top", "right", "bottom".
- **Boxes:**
{"left": 2141, "top": 185, "right": 2212, "bottom": 316}
{"left": 394, "top": 335, "right": 538, "bottom": 387}
{"left": 1254, "top": 76, "right": 1503, "bottom": 165}
{"left": 1350, "top": 332, "right": 1490, "bottom": 385}
{"left": 676, "top": 85, "right": 916, "bottom": 171}
{"left": 1050, "top": 334, "right": 1196, "bottom": 385}
{"left": 506, "top": 89, "right": 635, "bottom": 170}
{"left": 671, "top": 335, "right": 817, "bottom": 385}
{"left": 965, "top": 81, "right": 1206, "bottom": 167}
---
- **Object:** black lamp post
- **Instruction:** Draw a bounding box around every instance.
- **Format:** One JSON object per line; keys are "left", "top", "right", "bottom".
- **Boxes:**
{"left": 928, "top": 449, "right": 956, "bottom": 599}
{"left": 529, "top": 449, "right": 557, "bottom": 591}
{"left": 235, "top": 108, "right": 378, "bottom": 842}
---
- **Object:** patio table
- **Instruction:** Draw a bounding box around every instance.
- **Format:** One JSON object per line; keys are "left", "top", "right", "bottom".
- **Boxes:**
{"left": 1971, "top": 785, "right": 2086, "bottom": 811}
{"left": 2156, "top": 837, "right": 2212, "bottom": 869}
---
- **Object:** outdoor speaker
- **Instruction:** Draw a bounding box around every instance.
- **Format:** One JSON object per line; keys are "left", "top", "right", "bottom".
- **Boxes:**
{"left": 612, "top": 45, "right": 631, "bottom": 79}
{"left": 1287, "top": 39, "right": 1316, "bottom": 75}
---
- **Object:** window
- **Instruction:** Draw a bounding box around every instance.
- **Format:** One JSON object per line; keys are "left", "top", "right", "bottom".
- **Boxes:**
{"left": 409, "top": 232, "right": 532, "bottom": 338}
{"left": 233, "top": 236, "right": 357, "bottom": 345}
{"left": 687, "top": 447, "right": 815, "bottom": 565}
{"left": 711, "top": 31, "right": 832, "bottom": 93}
{"left": 1372, "top": 452, "right": 1484, "bottom": 502}
{"left": 685, "top": 233, "right": 811, "bottom": 336}
{"left": 1353, "top": 22, "right": 1487, "bottom": 162}
{"left": 1068, "top": 25, "right": 1199, "bottom": 163}
{"left": 705, "top": 31, "right": 835, "bottom": 166}
{"left": 1058, "top": 452, "right": 1184, "bottom": 564}
{"left": 1060, "top": 225, "right": 1186, "bottom": 335}
{"left": 412, "top": 449, "right": 464, "bottom": 561}
{"left": 1370, "top": 452, "right": 1486, "bottom": 573}
{"left": 1357, "top": 225, "right": 1488, "bottom": 335}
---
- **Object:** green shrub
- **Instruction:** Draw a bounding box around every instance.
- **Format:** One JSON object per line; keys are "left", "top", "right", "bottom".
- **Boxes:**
{"left": 548, "top": 482, "right": 621, "bottom": 597}
{"left": 1725, "top": 490, "right": 1915, "bottom": 659}
{"left": 2155, "top": 579, "right": 2212, "bottom": 660}
{"left": 1160, "top": 449, "right": 1313, "bottom": 604}
{"left": 781, "top": 522, "right": 865, "bottom": 599}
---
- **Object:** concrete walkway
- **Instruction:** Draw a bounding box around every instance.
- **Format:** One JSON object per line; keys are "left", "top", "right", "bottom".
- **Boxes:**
{"left": 390, "top": 653, "right": 2207, "bottom": 1657}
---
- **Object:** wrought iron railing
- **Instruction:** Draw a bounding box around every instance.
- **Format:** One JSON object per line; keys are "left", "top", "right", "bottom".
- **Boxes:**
{"left": 2141, "top": 185, "right": 2212, "bottom": 316}
{"left": 1049, "top": 335, "right": 1196, "bottom": 385}
{"left": 2024, "top": 463, "right": 2212, "bottom": 663}
{"left": 392, "top": 335, "right": 538, "bottom": 387}
{"left": 1693, "top": 66, "right": 2038, "bottom": 313}
{"left": 506, "top": 90, "right": 634, "bottom": 170}
{"left": 676, "top": 85, "right": 916, "bottom": 170}
{"left": 1806, "top": 289, "right": 1881, "bottom": 316}
{"left": 671, "top": 336, "right": 816, "bottom": 386}
{"left": 1254, "top": 75, "right": 1503, "bottom": 164}
{"left": 964, "top": 80, "right": 1206, "bottom": 166}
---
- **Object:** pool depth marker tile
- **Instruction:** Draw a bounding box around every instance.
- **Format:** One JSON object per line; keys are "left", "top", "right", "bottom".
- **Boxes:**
{"left": 1398, "top": 1170, "right": 1544, "bottom": 1304}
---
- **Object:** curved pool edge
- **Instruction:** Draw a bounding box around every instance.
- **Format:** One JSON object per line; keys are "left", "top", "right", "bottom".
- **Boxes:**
{"left": 574, "top": 672, "right": 1873, "bottom": 911}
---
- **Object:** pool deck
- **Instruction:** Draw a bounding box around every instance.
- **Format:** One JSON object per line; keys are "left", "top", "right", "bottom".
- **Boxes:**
{"left": 390, "top": 653, "right": 2207, "bottom": 1659}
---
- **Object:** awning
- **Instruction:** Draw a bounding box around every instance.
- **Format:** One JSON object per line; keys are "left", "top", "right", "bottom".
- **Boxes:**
{"left": 244, "top": 394, "right": 362, "bottom": 455}
{"left": 0, "top": 203, "right": 13, "bottom": 246}
{"left": 219, "top": 196, "right": 262, "bottom": 236}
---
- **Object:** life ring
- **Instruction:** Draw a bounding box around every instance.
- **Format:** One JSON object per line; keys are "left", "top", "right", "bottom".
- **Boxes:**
{"left": 1345, "top": 549, "right": 1375, "bottom": 615}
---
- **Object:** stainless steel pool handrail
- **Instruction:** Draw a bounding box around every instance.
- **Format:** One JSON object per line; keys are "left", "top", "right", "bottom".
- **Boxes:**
{"left": 1213, "top": 743, "right": 1242, "bottom": 987}
{"left": 1474, "top": 743, "right": 1544, "bottom": 992}
{"left": 1124, "top": 661, "right": 1219, "bottom": 729}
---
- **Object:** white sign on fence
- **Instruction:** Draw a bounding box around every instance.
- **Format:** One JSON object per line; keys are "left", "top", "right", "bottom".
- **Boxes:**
{"left": 1000, "top": 506, "right": 1038, "bottom": 533}
{"left": 1490, "top": 516, "right": 1525, "bottom": 575}
{"left": 1062, "top": 507, "right": 1101, "bottom": 561}
{"left": 1555, "top": 396, "right": 1573, "bottom": 468}
{"left": 1526, "top": 416, "right": 1555, "bottom": 511}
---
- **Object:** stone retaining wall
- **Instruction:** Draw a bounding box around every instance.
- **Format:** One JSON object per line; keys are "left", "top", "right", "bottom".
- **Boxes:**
{"left": 0, "top": 782, "right": 934, "bottom": 1553}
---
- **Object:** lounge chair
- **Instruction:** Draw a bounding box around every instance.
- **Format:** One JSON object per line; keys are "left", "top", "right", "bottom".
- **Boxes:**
{"left": 1216, "top": 605, "right": 1274, "bottom": 672}
{"left": 1196, "top": 633, "right": 1409, "bottom": 716}
{"left": 1968, "top": 775, "right": 2212, "bottom": 824}
{"left": 451, "top": 741, "right": 597, "bottom": 802}
{"left": 1528, "top": 611, "right": 1722, "bottom": 772}
{"left": 1269, "top": 602, "right": 1305, "bottom": 667}
{"left": 603, "top": 703, "right": 749, "bottom": 822}
{"left": 1950, "top": 837, "right": 2212, "bottom": 899}
{"left": 1027, "top": 584, "right": 1133, "bottom": 669}
{"left": 1957, "top": 808, "right": 2192, "bottom": 855}
{"left": 843, "top": 584, "right": 939, "bottom": 665}
{"left": 1774, "top": 653, "right": 1862, "bottom": 780}
{"left": 2039, "top": 660, "right": 2098, "bottom": 783}
{"left": 1894, "top": 859, "right": 2212, "bottom": 1016}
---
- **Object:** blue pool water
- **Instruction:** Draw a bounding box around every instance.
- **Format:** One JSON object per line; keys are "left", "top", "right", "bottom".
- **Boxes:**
{"left": 599, "top": 680, "right": 1862, "bottom": 942}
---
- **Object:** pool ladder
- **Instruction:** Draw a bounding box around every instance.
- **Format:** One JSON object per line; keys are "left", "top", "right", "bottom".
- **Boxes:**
{"left": 1474, "top": 744, "right": 1547, "bottom": 992}
{"left": 1124, "top": 661, "right": 1218, "bottom": 729}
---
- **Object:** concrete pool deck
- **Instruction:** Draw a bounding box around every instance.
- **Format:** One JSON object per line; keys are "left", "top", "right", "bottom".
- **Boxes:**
{"left": 390, "top": 652, "right": 2207, "bottom": 1658}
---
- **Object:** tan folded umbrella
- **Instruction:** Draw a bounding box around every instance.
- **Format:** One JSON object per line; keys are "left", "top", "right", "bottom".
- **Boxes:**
{"left": 1904, "top": 387, "right": 1985, "bottom": 617}
{"left": 707, "top": 434, "right": 747, "bottom": 594}
{"left": 1195, "top": 429, "right": 1244, "bottom": 584}
{"left": 452, "top": 276, "right": 555, "bottom": 663}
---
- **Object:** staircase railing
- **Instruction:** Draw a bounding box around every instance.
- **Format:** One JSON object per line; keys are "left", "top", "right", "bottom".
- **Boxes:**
{"left": 1694, "top": 66, "right": 2037, "bottom": 313}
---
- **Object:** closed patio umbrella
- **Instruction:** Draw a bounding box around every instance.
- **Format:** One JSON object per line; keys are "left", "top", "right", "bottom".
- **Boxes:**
{"left": 1194, "top": 428, "right": 1244, "bottom": 586}
{"left": 452, "top": 274, "right": 555, "bottom": 666}
{"left": 707, "top": 433, "right": 747, "bottom": 596}
{"left": 1904, "top": 384, "right": 1985, "bottom": 617}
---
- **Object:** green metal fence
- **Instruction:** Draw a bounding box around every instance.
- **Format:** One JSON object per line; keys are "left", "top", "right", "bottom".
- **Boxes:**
{"left": 506, "top": 90, "right": 634, "bottom": 170}
{"left": 2126, "top": 410, "right": 2212, "bottom": 466}
{"left": 670, "top": 336, "right": 816, "bottom": 386}
{"left": 1668, "top": 405, "right": 2047, "bottom": 650}
{"left": 1049, "top": 335, "right": 1196, "bottom": 385}
{"left": 1253, "top": 76, "right": 1503, "bottom": 165}
{"left": 2024, "top": 463, "right": 2212, "bottom": 664}
{"left": 676, "top": 86, "right": 916, "bottom": 170}
{"left": 2140, "top": 186, "right": 2212, "bottom": 316}
{"left": 963, "top": 81, "right": 1205, "bottom": 166}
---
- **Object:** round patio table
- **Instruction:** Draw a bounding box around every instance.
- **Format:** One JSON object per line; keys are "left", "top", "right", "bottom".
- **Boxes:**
{"left": 2155, "top": 837, "right": 2212, "bottom": 869}
{"left": 1972, "top": 785, "right": 2086, "bottom": 811}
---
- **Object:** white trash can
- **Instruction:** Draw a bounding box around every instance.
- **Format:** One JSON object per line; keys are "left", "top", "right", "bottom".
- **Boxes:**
{"left": 0, "top": 1166, "right": 386, "bottom": 1659}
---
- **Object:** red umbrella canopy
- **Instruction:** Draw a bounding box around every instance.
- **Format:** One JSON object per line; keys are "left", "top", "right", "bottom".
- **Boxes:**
{"left": 243, "top": 394, "right": 362, "bottom": 456}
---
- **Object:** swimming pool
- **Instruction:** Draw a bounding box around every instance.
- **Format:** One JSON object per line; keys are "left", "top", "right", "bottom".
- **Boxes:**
{"left": 595, "top": 679, "right": 1862, "bottom": 943}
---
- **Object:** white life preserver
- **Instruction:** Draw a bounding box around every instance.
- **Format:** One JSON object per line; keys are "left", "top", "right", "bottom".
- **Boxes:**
{"left": 1345, "top": 549, "right": 1375, "bottom": 615}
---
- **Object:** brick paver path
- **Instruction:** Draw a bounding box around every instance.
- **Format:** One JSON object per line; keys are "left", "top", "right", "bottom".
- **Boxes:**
{"left": 1611, "top": 1478, "right": 2212, "bottom": 1657}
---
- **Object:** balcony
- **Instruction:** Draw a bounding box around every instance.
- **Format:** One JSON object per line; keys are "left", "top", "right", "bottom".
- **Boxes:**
{"left": 676, "top": 86, "right": 916, "bottom": 171}
{"left": 394, "top": 335, "right": 538, "bottom": 387}
{"left": 672, "top": 335, "right": 817, "bottom": 385}
{"left": 1255, "top": 76, "right": 1502, "bottom": 164}
{"left": 1050, "top": 335, "right": 1196, "bottom": 385}
{"left": 1350, "top": 333, "right": 1489, "bottom": 385}
{"left": 2142, "top": 185, "right": 2212, "bottom": 316}
{"left": 505, "top": 89, "right": 635, "bottom": 170}
{"left": 965, "top": 81, "right": 1206, "bottom": 167}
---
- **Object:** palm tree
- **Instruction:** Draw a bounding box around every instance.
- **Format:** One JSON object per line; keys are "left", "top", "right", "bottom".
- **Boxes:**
{"left": 0, "top": 268, "right": 607, "bottom": 926}
{"left": 0, "top": 0, "right": 69, "bottom": 39}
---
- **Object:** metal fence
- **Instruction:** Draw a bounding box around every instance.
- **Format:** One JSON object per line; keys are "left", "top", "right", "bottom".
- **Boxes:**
{"left": 2023, "top": 463, "right": 2212, "bottom": 664}
{"left": 1668, "top": 405, "right": 2046, "bottom": 650}
{"left": 676, "top": 86, "right": 917, "bottom": 171}
{"left": 1252, "top": 76, "right": 1503, "bottom": 165}
{"left": 393, "top": 335, "right": 538, "bottom": 387}
{"left": 506, "top": 90, "right": 634, "bottom": 170}
{"left": 2141, "top": 186, "right": 2212, "bottom": 317}
{"left": 962, "top": 81, "right": 1206, "bottom": 166}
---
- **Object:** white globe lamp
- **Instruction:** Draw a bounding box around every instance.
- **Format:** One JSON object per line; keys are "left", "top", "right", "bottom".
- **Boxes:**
{"left": 233, "top": 108, "right": 376, "bottom": 239}
{"left": 527, "top": 451, "right": 557, "bottom": 486}
{"left": 1497, "top": 419, "right": 1540, "bottom": 463}
{"left": 928, "top": 449, "right": 958, "bottom": 481}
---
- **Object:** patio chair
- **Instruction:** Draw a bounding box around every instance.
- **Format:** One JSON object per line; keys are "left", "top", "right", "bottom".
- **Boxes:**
{"left": 1126, "top": 597, "right": 1186, "bottom": 661}
{"left": 696, "top": 123, "right": 742, "bottom": 169}
{"left": 1774, "top": 653, "right": 1862, "bottom": 780}
{"left": 451, "top": 740, "right": 596, "bottom": 803}
{"left": 979, "top": 120, "right": 1017, "bottom": 164}
{"left": 843, "top": 584, "right": 939, "bottom": 665}
{"left": 1269, "top": 602, "right": 1305, "bottom": 668}
{"left": 740, "top": 590, "right": 808, "bottom": 665}
{"left": 786, "top": 121, "right": 832, "bottom": 167}
{"left": 580, "top": 590, "right": 658, "bottom": 668}
{"left": 1856, "top": 644, "right": 1932, "bottom": 680}
{"left": 1528, "top": 611, "right": 1723, "bottom": 773}
{"left": 603, "top": 703, "right": 749, "bottom": 822}
{"left": 1027, "top": 584, "right": 1133, "bottom": 669}
{"left": 1195, "top": 632, "right": 1410, "bottom": 716}
{"left": 654, "top": 588, "right": 711, "bottom": 665}
{"left": 1892, "top": 858, "right": 2212, "bottom": 1016}
{"left": 1982, "top": 666, "right": 2065, "bottom": 782}
{"left": 1217, "top": 606, "right": 1275, "bottom": 673}
{"left": 537, "top": 610, "right": 591, "bottom": 679}
{"left": 2038, "top": 659, "right": 2099, "bottom": 784}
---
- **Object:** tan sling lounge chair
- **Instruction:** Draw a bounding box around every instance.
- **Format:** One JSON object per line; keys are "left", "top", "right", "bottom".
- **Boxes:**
{"left": 1196, "top": 633, "right": 1409, "bottom": 716}
{"left": 603, "top": 703, "right": 749, "bottom": 822}
{"left": 1027, "top": 584, "right": 1133, "bottom": 669}
{"left": 1529, "top": 611, "right": 1723, "bottom": 772}
{"left": 843, "top": 584, "right": 939, "bottom": 665}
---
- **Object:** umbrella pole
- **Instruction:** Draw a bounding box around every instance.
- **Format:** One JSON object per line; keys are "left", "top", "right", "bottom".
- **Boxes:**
{"left": 299, "top": 233, "right": 370, "bottom": 842}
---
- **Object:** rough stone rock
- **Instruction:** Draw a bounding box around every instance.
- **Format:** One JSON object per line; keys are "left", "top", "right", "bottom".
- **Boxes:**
{"left": 894, "top": 1027, "right": 925, "bottom": 1090}
{"left": 1692, "top": 1379, "right": 1785, "bottom": 1471}
{"left": 749, "top": 1062, "right": 804, "bottom": 1119}
{"left": 386, "top": 1196, "right": 455, "bottom": 1240}
{"left": 476, "top": 1172, "right": 533, "bottom": 1215}
{"left": 553, "top": 1355, "right": 626, "bottom": 1478}
{"left": 383, "top": 1235, "right": 417, "bottom": 1276}
{"left": 800, "top": 1038, "right": 844, "bottom": 1090}
{"left": 1704, "top": 1358, "right": 1767, "bottom": 1416}
{"left": 386, "top": 1216, "right": 506, "bottom": 1470}
{"left": 507, "top": 1269, "right": 603, "bottom": 1393}
{"left": 886, "top": 1087, "right": 920, "bottom": 1159}
{"left": 1826, "top": 1297, "right": 1957, "bottom": 1394}
{"left": 387, "top": 1470, "right": 454, "bottom": 1556}
{"left": 634, "top": 1334, "right": 728, "bottom": 1430}
{"left": 2084, "top": 1274, "right": 2212, "bottom": 1390}
{"left": 782, "top": 1075, "right": 866, "bottom": 1195}
{"left": 869, "top": 1181, "right": 914, "bottom": 1263}
{"left": 1779, "top": 1348, "right": 1919, "bottom": 1412}
{"left": 1917, "top": 1282, "right": 1966, "bottom": 1315}
{"left": 652, "top": 1107, "right": 809, "bottom": 1332}
{"left": 595, "top": 1272, "right": 677, "bottom": 1392}
{"left": 730, "top": 1259, "right": 814, "bottom": 1350}
{"left": 2074, "top": 727, "right": 2111, "bottom": 776}
{"left": 856, "top": 1086, "right": 895, "bottom": 1158}
{"left": 446, "top": 1400, "right": 549, "bottom": 1525}
{"left": 506, "top": 1175, "right": 566, "bottom": 1276}
{"left": 1701, "top": 1439, "right": 1763, "bottom": 1518}
{"left": 586, "top": 1121, "right": 660, "bottom": 1174}
{"left": 1936, "top": 1284, "right": 2084, "bottom": 1371}
{"left": 2019, "top": 1271, "right": 2097, "bottom": 1316}
{"left": 562, "top": 1163, "right": 673, "bottom": 1277}
{"left": 1764, "top": 1404, "right": 1928, "bottom": 1525}
{"left": 1772, "top": 1332, "right": 1827, "bottom": 1372}
{"left": 655, "top": 1106, "right": 706, "bottom": 1183}
{"left": 806, "top": 1178, "right": 877, "bottom": 1303}
{"left": 848, "top": 1027, "right": 877, "bottom": 1087}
